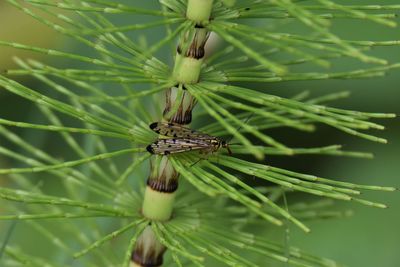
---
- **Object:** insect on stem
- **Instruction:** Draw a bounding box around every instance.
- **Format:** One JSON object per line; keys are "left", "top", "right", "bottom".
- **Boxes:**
{"left": 146, "top": 122, "right": 232, "bottom": 156}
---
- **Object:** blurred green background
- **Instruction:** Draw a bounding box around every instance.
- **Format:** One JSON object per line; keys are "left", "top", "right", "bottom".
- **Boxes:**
{"left": 0, "top": 1, "right": 399, "bottom": 266}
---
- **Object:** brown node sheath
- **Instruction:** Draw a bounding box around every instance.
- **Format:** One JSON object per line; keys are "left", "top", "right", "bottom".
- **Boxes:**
{"left": 177, "top": 27, "right": 210, "bottom": 60}
{"left": 147, "top": 177, "right": 178, "bottom": 193}
{"left": 132, "top": 225, "right": 167, "bottom": 267}
{"left": 132, "top": 245, "right": 166, "bottom": 267}
{"left": 163, "top": 87, "right": 196, "bottom": 125}
{"left": 146, "top": 156, "right": 179, "bottom": 193}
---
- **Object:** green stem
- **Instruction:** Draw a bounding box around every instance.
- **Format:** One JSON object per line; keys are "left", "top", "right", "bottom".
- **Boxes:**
{"left": 186, "top": 0, "right": 214, "bottom": 24}
{"left": 142, "top": 187, "right": 176, "bottom": 221}
{"left": 132, "top": 1, "right": 215, "bottom": 266}
{"left": 172, "top": 54, "right": 203, "bottom": 84}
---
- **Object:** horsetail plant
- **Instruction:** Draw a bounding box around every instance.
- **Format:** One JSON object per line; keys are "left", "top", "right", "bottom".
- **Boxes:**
{"left": 0, "top": 0, "right": 399, "bottom": 266}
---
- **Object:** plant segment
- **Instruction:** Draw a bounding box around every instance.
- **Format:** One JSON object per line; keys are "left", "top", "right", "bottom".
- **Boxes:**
{"left": 133, "top": 2, "right": 214, "bottom": 266}
{"left": 0, "top": 0, "right": 399, "bottom": 266}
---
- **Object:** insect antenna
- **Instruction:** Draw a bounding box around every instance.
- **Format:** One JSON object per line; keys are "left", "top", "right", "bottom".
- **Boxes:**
{"left": 223, "top": 112, "right": 256, "bottom": 155}
{"left": 228, "top": 142, "right": 241, "bottom": 146}
{"left": 225, "top": 112, "right": 255, "bottom": 144}
{"left": 190, "top": 112, "right": 255, "bottom": 165}
{"left": 190, "top": 158, "right": 203, "bottom": 167}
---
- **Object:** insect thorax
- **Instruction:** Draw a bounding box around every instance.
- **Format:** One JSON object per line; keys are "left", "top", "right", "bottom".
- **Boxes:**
{"left": 210, "top": 139, "right": 222, "bottom": 150}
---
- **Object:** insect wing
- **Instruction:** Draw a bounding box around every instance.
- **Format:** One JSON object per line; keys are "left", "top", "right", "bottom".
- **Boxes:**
{"left": 146, "top": 138, "right": 212, "bottom": 155}
{"left": 149, "top": 122, "right": 213, "bottom": 139}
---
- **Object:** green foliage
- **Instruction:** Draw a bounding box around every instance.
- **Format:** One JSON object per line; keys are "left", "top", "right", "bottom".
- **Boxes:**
{"left": 0, "top": 0, "right": 399, "bottom": 266}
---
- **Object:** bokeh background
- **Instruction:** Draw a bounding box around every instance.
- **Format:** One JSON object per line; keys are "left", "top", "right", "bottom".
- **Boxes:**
{"left": 0, "top": 1, "right": 399, "bottom": 266}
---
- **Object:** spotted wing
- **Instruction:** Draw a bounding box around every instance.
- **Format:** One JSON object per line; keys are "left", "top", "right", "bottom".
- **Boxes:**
{"left": 146, "top": 138, "right": 213, "bottom": 155}
{"left": 149, "top": 122, "right": 213, "bottom": 139}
